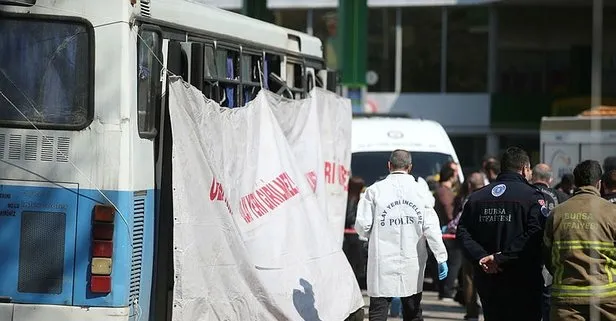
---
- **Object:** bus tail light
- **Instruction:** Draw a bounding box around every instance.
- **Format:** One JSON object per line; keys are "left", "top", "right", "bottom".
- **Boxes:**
{"left": 91, "top": 276, "right": 112, "bottom": 293}
{"left": 94, "top": 205, "right": 115, "bottom": 222}
{"left": 92, "top": 223, "right": 114, "bottom": 240}
{"left": 92, "top": 240, "right": 113, "bottom": 257}
{"left": 91, "top": 205, "right": 115, "bottom": 294}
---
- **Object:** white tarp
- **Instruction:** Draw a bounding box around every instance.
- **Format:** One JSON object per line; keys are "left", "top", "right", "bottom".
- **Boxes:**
{"left": 168, "top": 77, "right": 363, "bottom": 321}
{"left": 268, "top": 91, "right": 352, "bottom": 248}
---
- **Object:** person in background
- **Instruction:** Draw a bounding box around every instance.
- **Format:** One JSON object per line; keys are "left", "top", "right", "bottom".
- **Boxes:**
{"left": 448, "top": 172, "right": 486, "bottom": 321}
{"left": 531, "top": 164, "right": 570, "bottom": 211}
{"left": 390, "top": 171, "right": 438, "bottom": 319}
{"left": 554, "top": 173, "right": 575, "bottom": 196}
{"left": 544, "top": 160, "right": 616, "bottom": 321}
{"left": 602, "top": 170, "right": 616, "bottom": 203}
{"left": 484, "top": 159, "right": 501, "bottom": 185}
{"left": 457, "top": 147, "right": 547, "bottom": 321}
{"left": 530, "top": 164, "right": 570, "bottom": 321}
{"left": 445, "top": 161, "right": 461, "bottom": 195}
{"left": 343, "top": 176, "right": 366, "bottom": 287}
{"left": 604, "top": 156, "right": 616, "bottom": 172}
{"left": 601, "top": 157, "right": 616, "bottom": 197}
{"left": 480, "top": 156, "right": 498, "bottom": 185}
{"left": 434, "top": 165, "right": 461, "bottom": 301}
{"left": 355, "top": 150, "right": 448, "bottom": 321}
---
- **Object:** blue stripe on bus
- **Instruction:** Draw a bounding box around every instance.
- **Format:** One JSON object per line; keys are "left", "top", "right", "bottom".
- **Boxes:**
{"left": 0, "top": 183, "right": 155, "bottom": 310}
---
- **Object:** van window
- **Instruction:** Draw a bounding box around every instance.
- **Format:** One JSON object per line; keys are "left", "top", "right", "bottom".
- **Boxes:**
{"left": 351, "top": 151, "right": 453, "bottom": 186}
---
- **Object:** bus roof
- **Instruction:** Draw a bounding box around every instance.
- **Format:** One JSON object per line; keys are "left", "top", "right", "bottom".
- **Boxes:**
{"left": 150, "top": 0, "right": 323, "bottom": 58}
{"left": 1, "top": 0, "right": 323, "bottom": 60}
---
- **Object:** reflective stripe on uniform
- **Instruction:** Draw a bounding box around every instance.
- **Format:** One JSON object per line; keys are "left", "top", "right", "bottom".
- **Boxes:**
{"left": 552, "top": 240, "right": 616, "bottom": 298}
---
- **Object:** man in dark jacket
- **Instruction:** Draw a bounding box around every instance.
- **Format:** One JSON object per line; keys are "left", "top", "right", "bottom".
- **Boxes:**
{"left": 456, "top": 147, "right": 547, "bottom": 321}
{"left": 532, "top": 164, "right": 570, "bottom": 210}
{"left": 343, "top": 176, "right": 366, "bottom": 288}
{"left": 531, "top": 163, "right": 569, "bottom": 321}
{"left": 434, "top": 165, "right": 461, "bottom": 301}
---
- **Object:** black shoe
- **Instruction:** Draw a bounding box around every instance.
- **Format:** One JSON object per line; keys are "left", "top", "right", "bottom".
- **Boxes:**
{"left": 454, "top": 290, "right": 465, "bottom": 305}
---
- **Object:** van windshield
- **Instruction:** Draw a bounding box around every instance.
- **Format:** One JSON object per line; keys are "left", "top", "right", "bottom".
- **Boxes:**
{"left": 351, "top": 151, "right": 453, "bottom": 187}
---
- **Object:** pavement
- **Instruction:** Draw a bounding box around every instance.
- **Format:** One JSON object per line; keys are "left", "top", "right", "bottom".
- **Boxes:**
{"left": 361, "top": 290, "right": 484, "bottom": 321}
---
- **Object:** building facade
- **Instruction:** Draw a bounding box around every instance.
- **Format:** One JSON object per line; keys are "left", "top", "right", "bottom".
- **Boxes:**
{"left": 201, "top": 0, "right": 615, "bottom": 171}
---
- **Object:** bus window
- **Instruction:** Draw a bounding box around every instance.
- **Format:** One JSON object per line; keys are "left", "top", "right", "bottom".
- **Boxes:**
{"left": 0, "top": 16, "right": 93, "bottom": 129}
{"left": 266, "top": 53, "right": 282, "bottom": 76}
{"left": 215, "top": 48, "right": 240, "bottom": 107}
{"left": 284, "top": 60, "right": 305, "bottom": 99}
{"left": 307, "top": 73, "right": 314, "bottom": 92}
{"left": 201, "top": 44, "right": 220, "bottom": 102}
{"left": 204, "top": 45, "right": 217, "bottom": 79}
{"left": 137, "top": 26, "right": 162, "bottom": 138}
{"left": 241, "top": 54, "right": 263, "bottom": 104}
{"left": 266, "top": 54, "right": 292, "bottom": 98}
{"left": 292, "top": 62, "right": 305, "bottom": 98}
{"left": 189, "top": 43, "right": 204, "bottom": 90}
{"left": 286, "top": 63, "right": 295, "bottom": 89}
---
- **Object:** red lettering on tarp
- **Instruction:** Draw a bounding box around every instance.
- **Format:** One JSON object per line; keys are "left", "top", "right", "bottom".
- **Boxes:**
{"left": 247, "top": 194, "right": 266, "bottom": 218}
{"left": 324, "top": 161, "right": 333, "bottom": 184}
{"left": 238, "top": 172, "right": 300, "bottom": 224}
{"left": 338, "top": 165, "right": 349, "bottom": 191}
{"left": 274, "top": 172, "right": 300, "bottom": 198}
{"left": 305, "top": 171, "right": 318, "bottom": 192}
{"left": 240, "top": 198, "right": 252, "bottom": 223}
{"left": 209, "top": 178, "right": 234, "bottom": 215}
{"left": 261, "top": 185, "right": 283, "bottom": 207}
{"left": 256, "top": 189, "right": 277, "bottom": 210}
{"left": 209, "top": 179, "right": 224, "bottom": 201}
{"left": 324, "top": 161, "right": 349, "bottom": 190}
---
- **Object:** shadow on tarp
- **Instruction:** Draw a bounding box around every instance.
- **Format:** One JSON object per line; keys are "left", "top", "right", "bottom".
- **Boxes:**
{"left": 293, "top": 278, "right": 322, "bottom": 321}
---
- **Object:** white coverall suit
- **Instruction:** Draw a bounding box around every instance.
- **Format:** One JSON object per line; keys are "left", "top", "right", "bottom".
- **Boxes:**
{"left": 355, "top": 172, "right": 447, "bottom": 320}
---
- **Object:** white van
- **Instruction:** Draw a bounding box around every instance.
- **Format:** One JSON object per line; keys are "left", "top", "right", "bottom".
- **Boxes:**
{"left": 351, "top": 114, "right": 464, "bottom": 187}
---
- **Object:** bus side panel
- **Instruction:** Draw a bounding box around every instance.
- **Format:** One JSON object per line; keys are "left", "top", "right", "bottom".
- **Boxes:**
{"left": 0, "top": 181, "right": 78, "bottom": 305}
{"left": 132, "top": 189, "right": 155, "bottom": 321}
{"left": 71, "top": 189, "right": 154, "bottom": 308}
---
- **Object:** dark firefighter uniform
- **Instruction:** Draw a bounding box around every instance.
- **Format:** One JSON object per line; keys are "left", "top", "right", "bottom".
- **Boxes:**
{"left": 457, "top": 172, "right": 547, "bottom": 321}
{"left": 533, "top": 182, "right": 570, "bottom": 211}
{"left": 533, "top": 181, "right": 569, "bottom": 321}
{"left": 544, "top": 186, "right": 616, "bottom": 321}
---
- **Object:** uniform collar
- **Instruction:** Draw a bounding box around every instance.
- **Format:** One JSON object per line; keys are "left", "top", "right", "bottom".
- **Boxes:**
{"left": 574, "top": 186, "right": 601, "bottom": 197}
{"left": 533, "top": 182, "right": 550, "bottom": 188}
{"left": 496, "top": 171, "right": 527, "bottom": 183}
{"left": 390, "top": 171, "right": 408, "bottom": 175}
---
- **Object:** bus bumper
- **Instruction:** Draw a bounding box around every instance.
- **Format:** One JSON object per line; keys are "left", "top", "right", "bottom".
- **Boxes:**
{"left": 0, "top": 303, "right": 129, "bottom": 321}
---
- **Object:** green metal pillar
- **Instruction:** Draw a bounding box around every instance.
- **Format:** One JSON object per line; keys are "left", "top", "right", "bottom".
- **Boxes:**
{"left": 242, "top": 0, "right": 273, "bottom": 23}
{"left": 338, "top": 0, "right": 367, "bottom": 113}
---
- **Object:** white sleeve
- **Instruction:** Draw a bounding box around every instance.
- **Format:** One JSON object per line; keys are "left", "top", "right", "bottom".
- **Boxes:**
{"left": 355, "top": 187, "right": 376, "bottom": 239}
{"left": 416, "top": 177, "right": 435, "bottom": 208}
{"left": 423, "top": 207, "right": 448, "bottom": 264}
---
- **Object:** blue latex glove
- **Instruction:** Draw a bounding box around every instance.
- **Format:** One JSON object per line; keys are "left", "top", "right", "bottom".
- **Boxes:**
{"left": 438, "top": 262, "right": 448, "bottom": 281}
{"left": 441, "top": 225, "right": 448, "bottom": 234}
